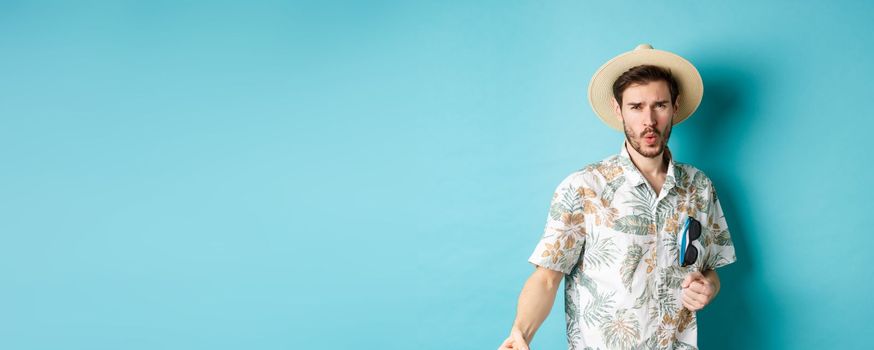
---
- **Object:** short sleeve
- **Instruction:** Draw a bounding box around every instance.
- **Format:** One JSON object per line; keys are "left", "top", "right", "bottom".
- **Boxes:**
{"left": 701, "top": 183, "right": 737, "bottom": 270}
{"left": 527, "top": 174, "right": 587, "bottom": 274}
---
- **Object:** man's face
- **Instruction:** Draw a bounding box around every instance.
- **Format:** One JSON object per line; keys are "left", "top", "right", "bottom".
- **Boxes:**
{"left": 612, "top": 80, "right": 678, "bottom": 158}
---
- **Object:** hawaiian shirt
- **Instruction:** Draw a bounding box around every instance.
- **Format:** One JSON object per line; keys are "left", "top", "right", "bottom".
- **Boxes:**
{"left": 528, "top": 143, "right": 736, "bottom": 350}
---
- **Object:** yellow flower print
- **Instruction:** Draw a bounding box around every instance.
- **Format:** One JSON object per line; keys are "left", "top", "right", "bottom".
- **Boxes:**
{"left": 665, "top": 213, "right": 680, "bottom": 233}
{"left": 564, "top": 236, "right": 576, "bottom": 250}
{"left": 577, "top": 187, "right": 598, "bottom": 199}
{"left": 597, "top": 163, "right": 624, "bottom": 181}
{"left": 561, "top": 212, "right": 584, "bottom": 226}
{"left": 657, "top": 313, "right": 680, "bottom": 347}
{"left": 584, "top": 200, "right": 598, "bottom": 214}
{"left": 677, "top": 308, "right": 694, "bottom": 333}
{"left": 557, "top": 211, "right": 586, "bottom": 238}
{"left": 540, "top": 241, "right": 565, "bottom": 264}
{"left": 644, "top": 248, "right": 657, "bottom": 274}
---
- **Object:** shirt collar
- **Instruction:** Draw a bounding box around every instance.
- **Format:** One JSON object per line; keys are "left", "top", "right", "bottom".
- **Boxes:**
{"left": 618, "top": 142, "right": 678, "bottom": 192}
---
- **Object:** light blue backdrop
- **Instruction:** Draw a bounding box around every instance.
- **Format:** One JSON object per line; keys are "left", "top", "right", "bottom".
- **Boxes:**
{"left": 2, "top": 1, "right": 872, "bottom": 349}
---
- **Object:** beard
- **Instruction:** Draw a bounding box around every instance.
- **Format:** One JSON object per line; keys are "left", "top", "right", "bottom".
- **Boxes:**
{"left": 623, "top": 121, "right": 672, "bottom": 158}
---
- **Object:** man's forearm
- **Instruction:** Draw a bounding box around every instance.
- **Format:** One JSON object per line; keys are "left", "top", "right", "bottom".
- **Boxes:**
{"left": 511, "top": 270, "right": 562, "bottom": 343}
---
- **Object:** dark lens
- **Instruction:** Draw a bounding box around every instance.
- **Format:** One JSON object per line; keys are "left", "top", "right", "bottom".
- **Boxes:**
{"left": 683, "top": 245, "right": 698, "bottom": 266}
{"left": 688, "top": 219, "right": 701, "bottom": 241}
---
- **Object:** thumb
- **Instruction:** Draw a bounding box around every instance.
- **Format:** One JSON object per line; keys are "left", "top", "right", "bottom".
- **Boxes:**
{"left": 683, "top": 271, "right": 704, "bottom": 288}
{"left": 511, "top": 329, "right": 530, "bottom": 350}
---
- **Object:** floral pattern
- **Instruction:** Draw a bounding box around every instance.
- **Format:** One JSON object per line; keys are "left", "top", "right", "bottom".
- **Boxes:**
{"left": 529, "top": 144, "right": 736, "bottom": 350}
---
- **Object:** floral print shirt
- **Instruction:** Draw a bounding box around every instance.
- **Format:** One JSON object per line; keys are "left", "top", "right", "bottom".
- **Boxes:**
{"left": 528, "top": 144, "right": 736, "bottom": 350}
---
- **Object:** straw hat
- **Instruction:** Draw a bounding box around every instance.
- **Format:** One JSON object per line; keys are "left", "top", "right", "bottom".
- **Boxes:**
{"left": 587, "top": 44, "right": 703, "bottom": 131}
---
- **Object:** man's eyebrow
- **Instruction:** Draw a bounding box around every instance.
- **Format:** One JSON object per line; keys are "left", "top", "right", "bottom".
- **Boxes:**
{"left": 626, "top": 100, "right": 670, "bottom": 106}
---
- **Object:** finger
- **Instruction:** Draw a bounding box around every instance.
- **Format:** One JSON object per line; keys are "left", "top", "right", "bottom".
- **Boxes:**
{"left": 682, "top": 294, "right": 697, "bottom": 310}
{"left": 511, "top": 342, "right": 529, "bottom": 350}
{"left": 682, "top": 297, "right": 693, "bottom": 310}
{"left": 683, "top": 271, "right": 704, "bottom": 287}
{"left": 683, "top": 287, "right": 708, "bottom": 304}
{"left": 683, "top": 290, "right": 706, "bottom": 306}
{"left": 684, "top": 289, "right": 709, "bottom": 308}
{"left": 682, "top": 293, "right": 703, "bottom": 311}
{"left": 682, "top": 282, "right": 704, "bottom": 297}
{"left": 512, "top": 333, "right": 529, "bottom": 350}
{"left": 689, "top": 281, "right": 712, "bottom": 295}
{"left": 501, "top": 335, "right": 521, "bottom": 349}
{"left": 683, "top": 298, "right": 700, "bottom": 312}
{"left": 687, "top": 271, "right": 705, "bottom": 281}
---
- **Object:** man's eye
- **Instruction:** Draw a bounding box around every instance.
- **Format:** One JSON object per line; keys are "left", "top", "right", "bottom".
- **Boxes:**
{"left": 630, "top": 106, "right": 641, "bottom": 110}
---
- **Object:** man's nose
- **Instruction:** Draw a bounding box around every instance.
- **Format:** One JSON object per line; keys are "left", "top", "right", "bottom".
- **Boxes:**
{"left": 643, "top": 107, "right": 656, "bottom": 126}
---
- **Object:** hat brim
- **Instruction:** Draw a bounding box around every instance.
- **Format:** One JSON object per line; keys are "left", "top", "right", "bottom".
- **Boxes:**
{"left": 587, "top": 46, "right": 703, "bottom": 131}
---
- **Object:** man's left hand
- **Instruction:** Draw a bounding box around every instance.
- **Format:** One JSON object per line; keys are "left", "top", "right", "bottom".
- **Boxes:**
{"left": 681, "top": 271, "right": 718, "bottom": 312}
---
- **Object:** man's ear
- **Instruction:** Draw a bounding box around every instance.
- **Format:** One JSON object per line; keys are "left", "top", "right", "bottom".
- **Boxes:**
{"left": 672, "top": 97, "right": 681, "bottom": 121}
{"left": 611, "top": 97, "right": 623, "bottom": 123}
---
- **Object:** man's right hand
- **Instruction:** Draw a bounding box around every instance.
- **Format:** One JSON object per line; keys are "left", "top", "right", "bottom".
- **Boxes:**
{"left": 497, "top": 328, "right": 529, "bottom": 350}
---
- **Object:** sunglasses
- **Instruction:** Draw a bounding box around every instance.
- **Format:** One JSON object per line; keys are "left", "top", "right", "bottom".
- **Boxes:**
{"left": 679, "top": 217, "right": 701, "bottom": 267}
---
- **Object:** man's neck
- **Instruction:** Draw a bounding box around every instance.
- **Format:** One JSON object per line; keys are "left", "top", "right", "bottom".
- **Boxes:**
{"left": 624, "top": 141, "right": 668, "bottom": 180}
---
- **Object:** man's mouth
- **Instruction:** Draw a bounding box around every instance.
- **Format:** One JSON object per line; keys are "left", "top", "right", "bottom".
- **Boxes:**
{"left": 643, "top": 133, "right": 658, "bottom": 144}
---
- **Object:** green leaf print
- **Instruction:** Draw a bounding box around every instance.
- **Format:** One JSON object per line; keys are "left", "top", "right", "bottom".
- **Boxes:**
{"left": 692, "top": 172, "right": 711, "bottom": 213}
{"left": 633, "top": 278, "right": 653, "bottom": 309}
{"left": 630, "top": 203, "right": 653, "bottom": 217}
{"left": 633, "top": 334, "right": 659, "bottom": 350}
{"left": 620, "top": 244, "right": 644, "bottom": 292}
{"left": 564, "top": 185, "right": 584, "bottom": 211}
{"left": 633, "top": 278, "right": 662, "bottom": 325}
{"left": 566, "top": 284, "right": 583, "bottom": 349}
{"left": 601, "top": 309, "right": 641, "bottom": 350}
{"left": 712, "top": 227, "right": 731, "bottom": 246}
{"left": 705, "top": 253, "right": 732, "bottom": 270}
{"left": 673, "top": 339, "right": 699, "bottom": 350}
{"left": 602, "top": 176, "right": 626, "bottom": 203}
{"left": 550, "top": 184, "right": 583, "bottom": 221}
{"left": 629, "top": 185, "right": 654, "bottom": 208}
{"left": 584, "top": 232, "right": 619, "bottom": 270}
{"left": 549, "top": 201, "right": 564, "bottom": 221}
{"left": 692, "top": 171, "right": 709, "bottom": 194}
{"left": 567, "top": 323, "right": 582, "bottom": 349}
{"left": 674, "top": 165, "right": 688, "bottom": 187}
{"left": 663, "top": 266, "right": 687, "bottom": 289}
{"left": 613, "top": 215, "right": 652, "bottom": 236}
{"left": 656, "top": 200, "right": 673, "bottom": 225}
{"left": 661, "top": 230, "right": 680, "bottom": 258}
{"left": 657, "top": 283, "right": 679, "bottom": 317}
{"left": 579, "top": 273, "right": 598, "bottom": 296}
{"left": 582, "top": 290, "right": 616, "bottom": 328}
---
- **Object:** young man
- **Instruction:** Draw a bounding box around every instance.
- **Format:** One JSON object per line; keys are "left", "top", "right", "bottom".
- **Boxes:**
{"left": 498, "top": 44, "right": 736, "bottom": 350}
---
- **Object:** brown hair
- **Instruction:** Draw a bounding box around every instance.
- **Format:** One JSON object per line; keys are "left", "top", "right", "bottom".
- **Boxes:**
{"left": 612, "top": 65, "right": 680, "bottom": 106}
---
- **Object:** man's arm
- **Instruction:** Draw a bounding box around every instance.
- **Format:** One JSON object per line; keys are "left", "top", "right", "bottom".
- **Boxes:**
{"left": 498, "top": 266, "right": 564, "bottom": 350}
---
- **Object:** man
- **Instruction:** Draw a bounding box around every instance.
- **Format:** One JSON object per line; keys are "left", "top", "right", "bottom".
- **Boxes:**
{"left": 498, "top": 44, "right": 736, "bottom": 350}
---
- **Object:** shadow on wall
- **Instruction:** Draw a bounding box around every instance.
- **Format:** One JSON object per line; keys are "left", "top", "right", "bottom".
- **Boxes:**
{"left": 679, "top": 56, "right": 783, "bottom": 349}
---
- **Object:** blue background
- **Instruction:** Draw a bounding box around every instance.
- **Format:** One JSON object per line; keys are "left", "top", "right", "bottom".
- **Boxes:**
{"left": 2, "top": 1, "right": 872, "bottom": 349}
